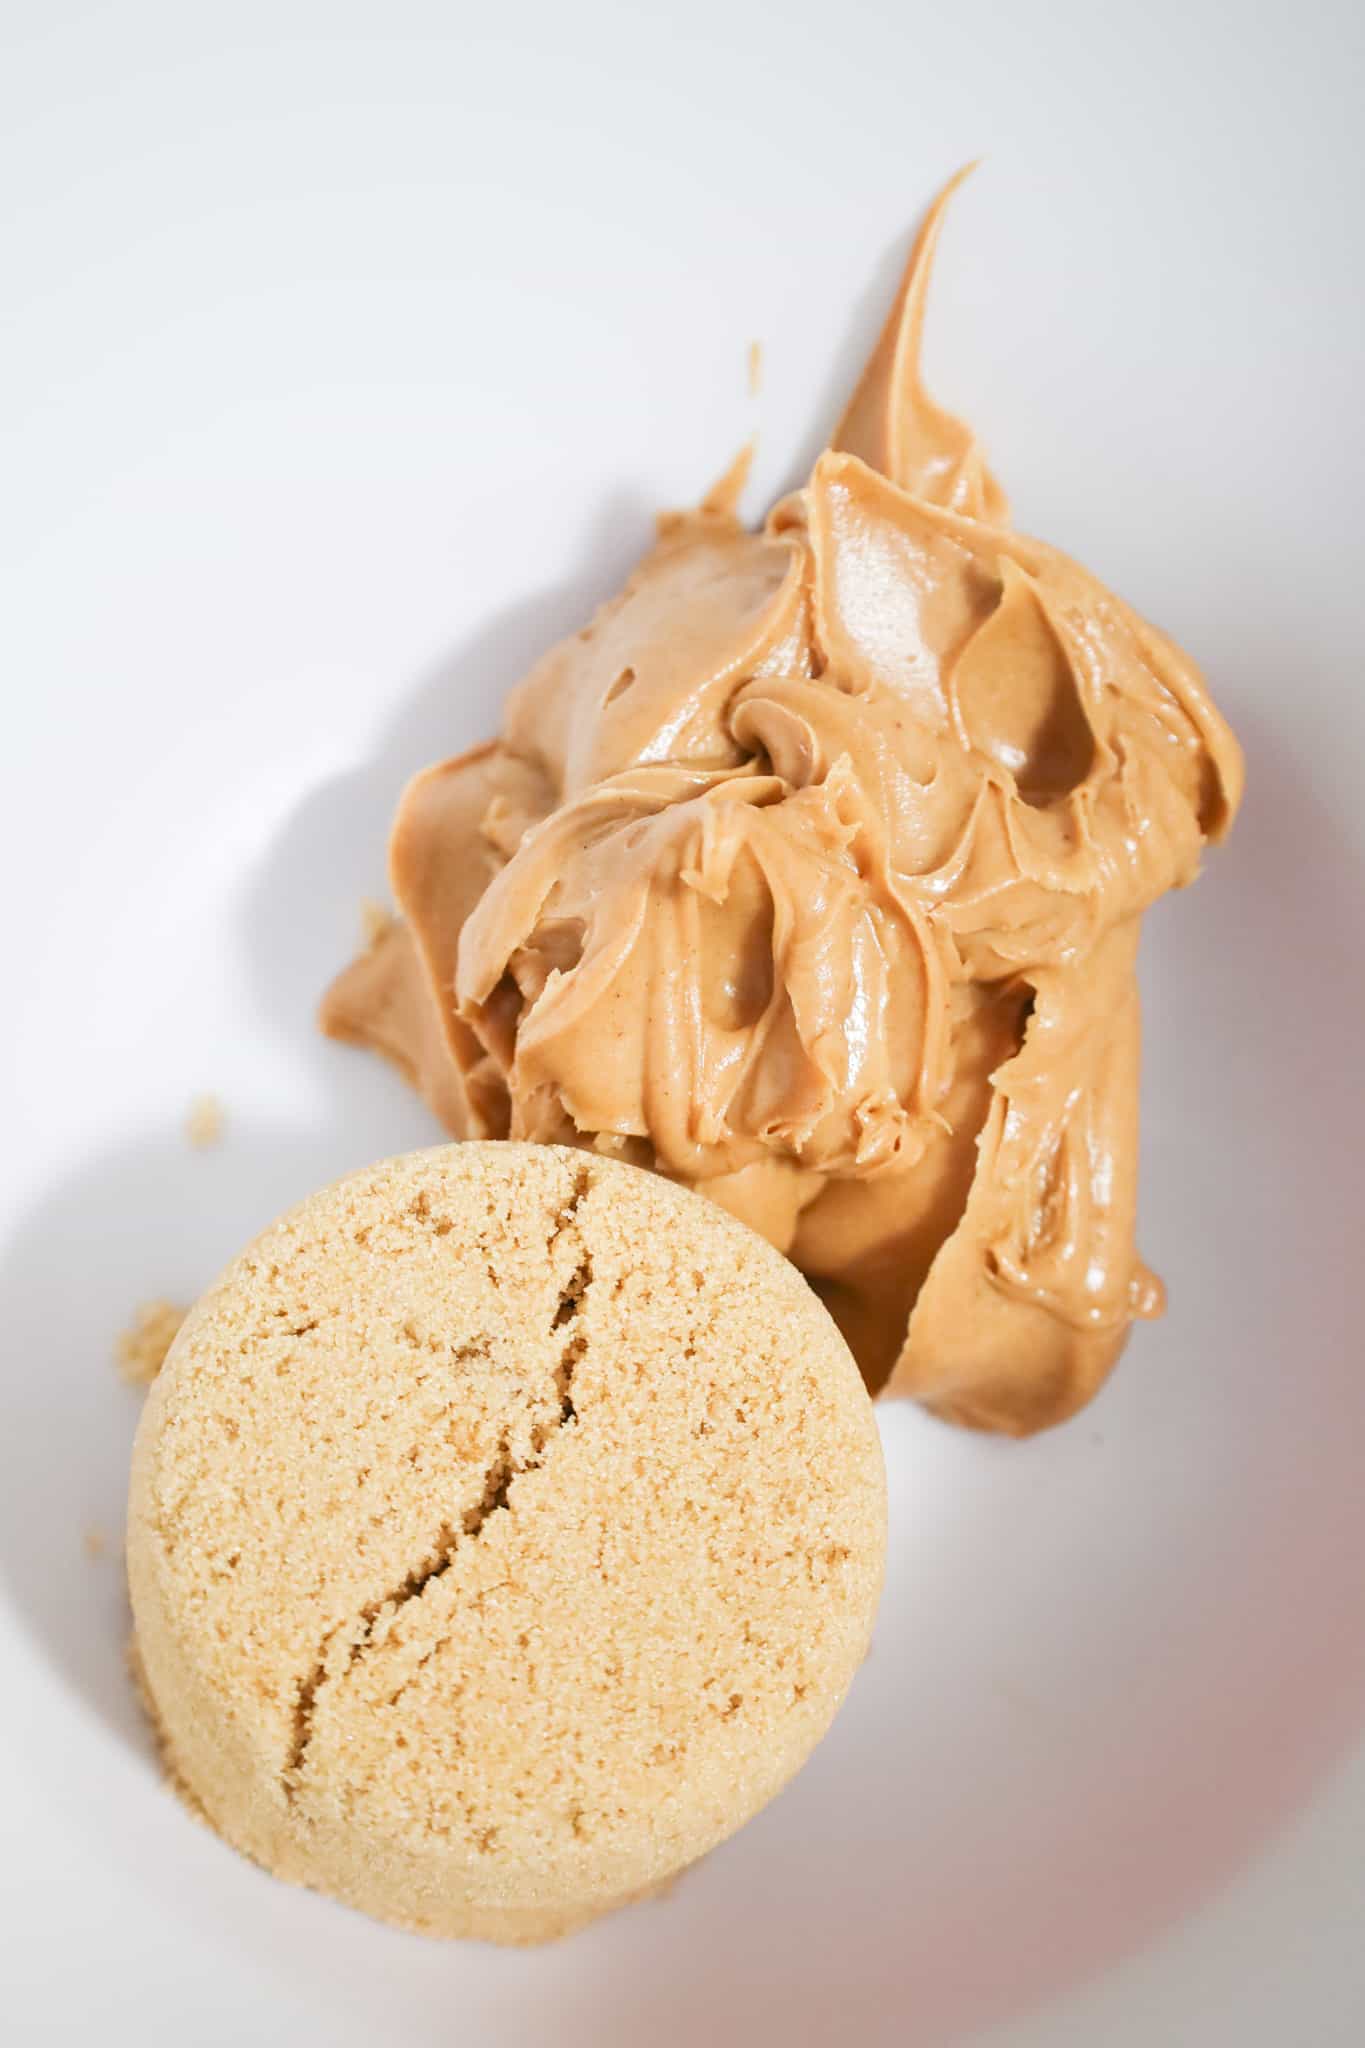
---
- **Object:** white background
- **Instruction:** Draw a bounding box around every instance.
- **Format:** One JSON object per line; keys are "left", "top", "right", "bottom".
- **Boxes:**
{"left": 2, "top": 2, "right": 1362, "bottom": 2042}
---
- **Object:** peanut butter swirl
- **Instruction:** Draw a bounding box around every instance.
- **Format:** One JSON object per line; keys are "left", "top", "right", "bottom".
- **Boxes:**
{"left": 323, "top": 173, "right": 1242, "bottom": 1434}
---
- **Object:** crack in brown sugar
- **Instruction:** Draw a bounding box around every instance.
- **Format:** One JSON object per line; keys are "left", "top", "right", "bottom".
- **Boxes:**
{"left": 284, "top": 1649, "right": 330, "bottom": 1792}
{"left": 285, "top": 1169, "right": 595, "bottom": 1797}
{"left": 548, "top": 1164, "right": 593, "bottom": 1425}
{"left": 380, "top": 1169, "right": 596, "bottom": 1716}
{"left": 282, "top": 1510, "right": 464, "bottom": 1801}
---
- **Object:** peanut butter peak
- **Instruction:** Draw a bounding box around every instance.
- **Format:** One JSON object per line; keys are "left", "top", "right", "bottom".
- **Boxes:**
{"left": 322, "top": 173, "right": 1242, "bottom": 1435}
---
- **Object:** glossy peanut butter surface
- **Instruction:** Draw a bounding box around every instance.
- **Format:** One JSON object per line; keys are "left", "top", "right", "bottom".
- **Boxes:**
{"left": 323, "top": 174, "right": 1241, "bottom": 1433}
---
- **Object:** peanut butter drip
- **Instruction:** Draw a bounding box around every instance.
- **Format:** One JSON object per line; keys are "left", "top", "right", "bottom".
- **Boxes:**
{"left": 322, "top": 174, "right": 1242, "bottom": 1434}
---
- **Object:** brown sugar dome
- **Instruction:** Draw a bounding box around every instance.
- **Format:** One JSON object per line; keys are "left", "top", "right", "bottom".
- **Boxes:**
{"left": 127, "top": 1143, "right": 886, "bottom": 1942}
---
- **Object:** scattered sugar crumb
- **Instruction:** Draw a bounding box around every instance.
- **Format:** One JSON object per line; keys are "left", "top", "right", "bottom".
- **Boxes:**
{"left": 83, "top": 1524, "right": 108, "bottom": 1561}
{"left": 185, "top": 1093, "right": 224, "bottom": 1149}
{"left": 747, "top": 339, "right": 763, "bottom": 397}
{"left": 116, "top": 1299, "right": 186, "bottom": 1387}
{"left": 360, "top": 898, "right": 396, "bottom": 951}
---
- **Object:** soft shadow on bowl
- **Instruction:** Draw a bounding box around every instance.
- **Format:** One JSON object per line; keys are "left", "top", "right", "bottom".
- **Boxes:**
{"left": 235, "top": 491, "right": 653, "bottom": 1078}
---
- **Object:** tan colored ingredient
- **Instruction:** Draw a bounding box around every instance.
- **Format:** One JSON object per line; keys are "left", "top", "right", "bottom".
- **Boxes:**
{"left": 747, "top": 338, "right": 762, "bottom": 397}
{"left": 321, "top": 170, "right": 1242, "bottom": 1436}
{"left": 83, "top": 1525, "right": 108, "bottom": 1562}
{"left": 185, "top": 1094, "right": 223, "bottom": 1149}
{"left": 128, "top": 1636, "right": 210, "bottom": 1825}
{"left": 359, "top": 897, "right": 396, "bottom": 950}
{"left": 127, "top": 1144, "right": 885, "bottom": 1942}
{"left": 115, "top": 1299, "right": 186, "bottom": 1387}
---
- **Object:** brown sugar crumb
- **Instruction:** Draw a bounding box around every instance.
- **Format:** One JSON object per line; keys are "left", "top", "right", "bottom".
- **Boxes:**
{"left": 359, "top": 898, "right": 396, "bottom": 951}
{"left": 747, "top": 338, "right": 763, "bottom": 396}
{"left": 116, "top": 1299, "right": 186, "bottom": 1387}
{"left": 83, "top": 1524, "right": 108, "bottom": 1561}
{"left": 185, "top": 1093, "right": 224, "bottom": 1149}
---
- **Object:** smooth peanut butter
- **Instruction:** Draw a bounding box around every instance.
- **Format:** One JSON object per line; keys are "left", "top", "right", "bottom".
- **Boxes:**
{"left": 323, "top": 171, "right": 1242, "bottom": 1434}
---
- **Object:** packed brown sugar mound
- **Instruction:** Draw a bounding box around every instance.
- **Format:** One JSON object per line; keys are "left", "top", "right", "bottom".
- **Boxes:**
{"left": 322, "top": 171, "right": 1243, "bottom": 1437}
{"left": 127, "top": 1144, "right": 886, "bottom": 1942}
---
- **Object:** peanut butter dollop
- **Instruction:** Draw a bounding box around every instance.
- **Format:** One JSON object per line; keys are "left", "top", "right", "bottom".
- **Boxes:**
{"left": 322, "top": 172, "right": 1242, "bottom": 1434}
